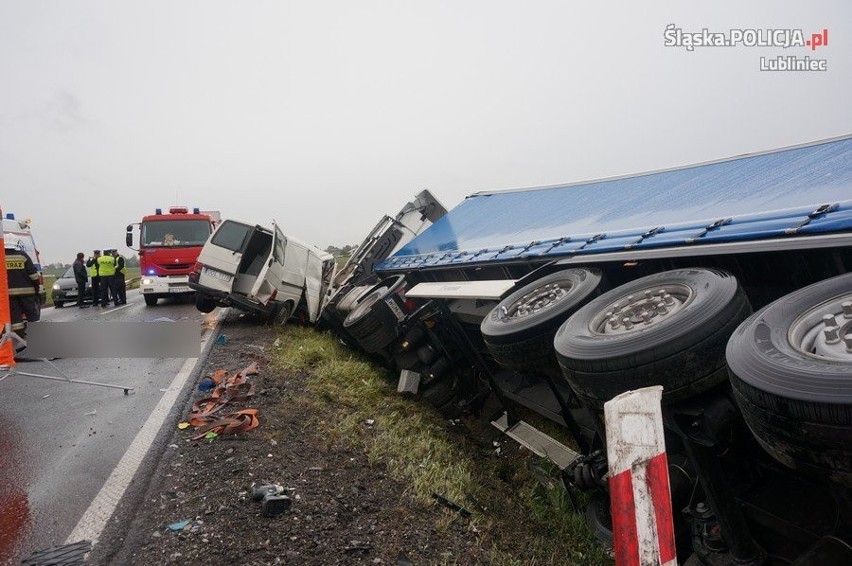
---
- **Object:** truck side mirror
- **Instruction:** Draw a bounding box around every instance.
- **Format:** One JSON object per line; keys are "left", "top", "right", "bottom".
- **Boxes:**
{"left": 126, "top": 230, "right": 133, "bottom": 248}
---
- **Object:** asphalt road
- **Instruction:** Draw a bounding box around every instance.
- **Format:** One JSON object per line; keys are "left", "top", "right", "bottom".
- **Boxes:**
{"left": 0, "top": 292, "right": 218, "bottom": 564}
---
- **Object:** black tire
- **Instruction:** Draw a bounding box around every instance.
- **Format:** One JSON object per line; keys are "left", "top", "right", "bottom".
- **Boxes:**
{"left": 195, "top": 294, "right": 216, "bottom": 313}
{"left": 271, "top": 302, "right": 293, "bottom": 326}
{"left": 555, "top": 268, "right": 750, "bottom": 410}
{"left": 54, "top": 301, "right": 64, "bottom": 308}
{"left": 343, "top": 275, "right": 407, "bottom": 353}
{"left": 481, "top": 268, "right": 604, "bottom": 374}
{"left": 420, "top": 377, "right": 462, "bottom": 417}
{"left": 144, "top": 295, "right": 158, "bottom": 306}
{"left": 726, "top": 273, "right": 852, "bottom": 487}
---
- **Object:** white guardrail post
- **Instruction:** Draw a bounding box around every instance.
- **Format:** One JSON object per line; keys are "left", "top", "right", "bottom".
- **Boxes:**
{"left": 604, "top": 385, "right": 677, "bottom": 566}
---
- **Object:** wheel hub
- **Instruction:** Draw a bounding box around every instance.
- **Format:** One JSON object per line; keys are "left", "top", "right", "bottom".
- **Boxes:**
{"left": 505, "top": 281, "right": 573, "bottom": 319}
{"left": 590, "top": 284, "right": 692, "bottom": 335}
{"left": 789, "top": 297, "right": 852, "bottom": 362}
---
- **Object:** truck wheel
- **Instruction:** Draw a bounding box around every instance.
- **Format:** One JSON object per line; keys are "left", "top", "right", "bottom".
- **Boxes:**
{"left": 420, "top": 376, "right": 462, "bottom": 417}
{"left": 554, "top": 268, "right": 750, "bottom": 410}
{"left": 195, "top": 294, "right": 216, "bottom": 313}
{"left": 343, "top": 275, "right": 407, "bottom": 353}
{"left": 726, "top": 273, "right": 852, "bottom": 487}
{"left": 144, "top": 295, "right": 158, "bottom": 306}
{"left": 481, "top": 268, "right": 604, "bottom": 375}
{"left": 336, "top": 285, "right": 373, "bottom": 316}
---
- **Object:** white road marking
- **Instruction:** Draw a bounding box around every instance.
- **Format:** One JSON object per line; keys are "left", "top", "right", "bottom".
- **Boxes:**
{"left": 65, "top": 311, "right": 223, "bottom": 545}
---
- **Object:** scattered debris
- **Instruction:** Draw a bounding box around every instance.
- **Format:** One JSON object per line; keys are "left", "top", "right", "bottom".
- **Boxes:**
{"left": 215, "top": 335, "right": 228, "bottom": 345}
{"left": 85, "top": 410, "right": 96, "bottom": 416}
{"left": 41, "top": 394, "right": 50, "bottom": 399}
{"left": 431, "top": 492, "right": 472, "bottom": 518}
{"left": 365, "top": 419, "right": 375, "bottom": 426}
{"left": 166, "top": 520, "right": 191, "bottom": 532}
{"left": 177, "top": 422, "right": 190, "bottom": 430}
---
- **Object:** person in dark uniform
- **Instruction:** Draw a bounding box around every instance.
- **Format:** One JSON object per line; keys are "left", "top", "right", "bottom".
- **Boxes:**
{"left": 73, "top": 252, "right": 89, "bottom": 308}
{"left": 111, "top": 249, "right": 126, "bottom": 305}
{"left": 4, "top": 235, "right": 41, "bottom": 337}
{"left": 87, "top": 250, "right": 101, "bottom": 306}
{"left": 96, "top": 249, "right": 117, "bottom": 307}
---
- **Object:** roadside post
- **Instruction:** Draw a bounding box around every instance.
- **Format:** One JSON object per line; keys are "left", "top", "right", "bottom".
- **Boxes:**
{"left": 604, "top": 386, "right": 677, "bottom": 566}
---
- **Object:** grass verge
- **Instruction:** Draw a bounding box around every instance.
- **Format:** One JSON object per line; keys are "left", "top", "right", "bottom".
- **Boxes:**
{"left": 272, "top": 326, "right": 611, "bottom": 565}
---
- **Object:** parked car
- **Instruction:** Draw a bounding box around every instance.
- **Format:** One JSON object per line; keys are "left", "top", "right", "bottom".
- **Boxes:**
{"left": 189, "top": 219, "right": 336, "bottom": 323}
{"left": 51, "top": 266, "right": 93, "bottom": 307}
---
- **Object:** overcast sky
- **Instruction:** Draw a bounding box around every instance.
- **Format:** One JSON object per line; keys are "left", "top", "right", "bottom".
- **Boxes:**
{"left": 1, "top": 1, "right": 849, "bottom": 263}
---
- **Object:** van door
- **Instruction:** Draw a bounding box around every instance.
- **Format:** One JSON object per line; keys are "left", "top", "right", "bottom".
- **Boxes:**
{"left": 249, "top": 222, "right": 287, "bottom": 305}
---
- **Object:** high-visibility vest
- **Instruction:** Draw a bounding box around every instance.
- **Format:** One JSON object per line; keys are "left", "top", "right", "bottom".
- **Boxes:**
{"left": 88, "top": 258, "right": 99, "bottom": 277}
{"left": 97, "top": 255, "right": 116, "bottom": 277}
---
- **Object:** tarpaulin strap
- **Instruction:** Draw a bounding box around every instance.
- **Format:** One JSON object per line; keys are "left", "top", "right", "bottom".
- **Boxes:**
{"left": 192, "top": 408, "right": 260, "bottom": 440}
{"left": 572, "top": 233, "right": 606, "bottom": 253}
{"left": 625, "top": 226, "right": 665, "bottom": 249}
{"left": 785, "top": 203, "right": 840, "bottom": 234}
{"left": 543, "top": 236, "right": 572, "bottom": 254}
{"left": 686, "top": 218, "right": 731, "bottom": 243}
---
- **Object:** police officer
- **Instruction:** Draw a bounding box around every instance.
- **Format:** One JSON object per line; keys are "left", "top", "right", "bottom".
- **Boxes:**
{"left": 112, "top": 249, "right": 126, "bottom": 305}
{"left": 87, "top": 250, "right": 101, "bottom": 306}
{"left": 96, "top": 249, "right": 117, "bottom": 307}
{"left": 73, "top": 252, "right": 89, "bottom": 308}
{"left": 4, "top": 235, "right": 41, "bottom": 337}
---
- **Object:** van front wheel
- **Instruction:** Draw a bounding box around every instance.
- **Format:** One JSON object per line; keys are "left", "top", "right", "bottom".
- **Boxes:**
{"left": 144, "top": 295, "right": 158, "bottom": 306}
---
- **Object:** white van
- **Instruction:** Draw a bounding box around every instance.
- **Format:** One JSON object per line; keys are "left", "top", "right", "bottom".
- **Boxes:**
{"left": 188, "top": 219, "right": 336, "bottom": 323}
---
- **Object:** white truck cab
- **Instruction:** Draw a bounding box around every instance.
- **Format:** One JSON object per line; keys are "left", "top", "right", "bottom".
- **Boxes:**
{"left": 189, "top": 219, "right": 335, "bottom": 323}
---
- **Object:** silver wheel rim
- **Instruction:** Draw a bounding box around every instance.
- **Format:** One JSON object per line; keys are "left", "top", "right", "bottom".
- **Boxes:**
{"left": 590, "top": 284, "right": 693, "bottom": 335}
{"left": 349, "top": 287, "right": 386, "bottom": 321}
{"left": 788, "top": 294, "right": 852, "bottom": 362}
{"left": 501, "top": 280, "right": 575, "bottom": 320}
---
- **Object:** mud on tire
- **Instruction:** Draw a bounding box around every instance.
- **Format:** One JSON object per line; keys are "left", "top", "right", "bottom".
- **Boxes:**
{"left": 726, "top": 272, "right": 852, "bottom": 487}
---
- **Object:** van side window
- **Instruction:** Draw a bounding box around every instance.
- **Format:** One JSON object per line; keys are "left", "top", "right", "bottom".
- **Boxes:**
{"left": 273, "top": 230, "right": 286, "bottom": 263}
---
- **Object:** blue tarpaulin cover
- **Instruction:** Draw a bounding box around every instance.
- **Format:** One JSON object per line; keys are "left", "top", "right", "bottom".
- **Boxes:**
{"left": 378, "top": 136, "right": 852, "bottom": 272}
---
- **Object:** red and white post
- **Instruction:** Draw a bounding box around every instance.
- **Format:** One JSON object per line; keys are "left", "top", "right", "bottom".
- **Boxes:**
{"left": 604, "top": 385, "right": 677, "bottom": 566}
{"left": 0, "top": 203, "right": 16, "bottom": 369}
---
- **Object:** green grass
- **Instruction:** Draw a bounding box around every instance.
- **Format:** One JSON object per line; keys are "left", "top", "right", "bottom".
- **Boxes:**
{"left": 272, "top": 326, "right": 611, "bottom": 565}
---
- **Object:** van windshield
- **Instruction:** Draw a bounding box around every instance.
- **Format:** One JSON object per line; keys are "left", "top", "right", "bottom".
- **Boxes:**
{"left": 141, "top": 220, "right": 211, "bottom": 247}
{"left": 210, "top": 221, "right": 252, "bottom": 252}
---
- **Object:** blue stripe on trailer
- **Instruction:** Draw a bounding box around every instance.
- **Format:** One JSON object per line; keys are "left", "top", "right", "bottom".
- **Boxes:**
{"left": 378, "top": 136, "right": 852, "bottom": 272}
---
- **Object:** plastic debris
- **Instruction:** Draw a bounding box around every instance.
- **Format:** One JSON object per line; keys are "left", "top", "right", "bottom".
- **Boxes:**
{"left": 198, "top": 377, "right": 215, "bottom": 392}
{"left": 204, "top": 432, "right": 218, "bottom": 440}
{"left": 215, "top": 335, "right": 228, "bottom": 345}
{"left": 177, "top": 422, "right": 190, "bottom": 430}
{"left": 431, "top": 492, "right": 472, "bottom": 518}
{"left": 42, "top": 394, "right": 50, "bottom": 399}
{"left": 166, "top": 520, "right": 191, "bottom": 532}
{"left": 85, "top": 410, "right": 96, "bottom": 416}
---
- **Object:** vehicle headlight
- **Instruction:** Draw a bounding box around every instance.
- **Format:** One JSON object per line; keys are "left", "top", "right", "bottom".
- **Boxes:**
{"left": 142, "top": 278, "right": 154, "bottom": 285}
{"left": 52, "top": 283, "right": 61, "bottom": 291}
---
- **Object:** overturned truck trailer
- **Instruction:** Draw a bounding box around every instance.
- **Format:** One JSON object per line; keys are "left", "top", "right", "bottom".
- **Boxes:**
{"left": 325, "top": 136, "right": 852, "bottom": 564}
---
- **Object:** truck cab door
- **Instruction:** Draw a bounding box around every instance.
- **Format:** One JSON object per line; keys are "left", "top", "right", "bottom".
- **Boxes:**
{"left": 249, "top": 221, "right": 287, "bottom": 305}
